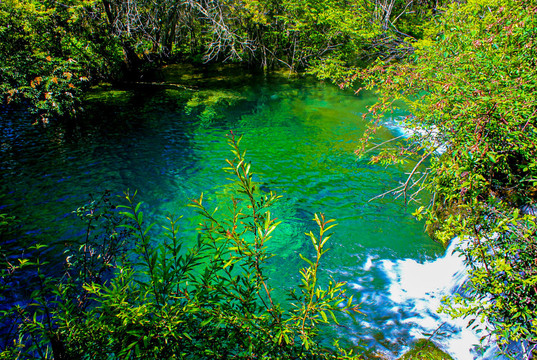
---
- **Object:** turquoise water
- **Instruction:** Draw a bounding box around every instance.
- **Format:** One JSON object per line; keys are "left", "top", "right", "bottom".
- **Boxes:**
{"left": 1, "top": 65, "right": 453, "bottom": 357}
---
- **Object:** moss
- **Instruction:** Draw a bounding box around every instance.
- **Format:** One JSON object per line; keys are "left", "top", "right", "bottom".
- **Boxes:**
{"left": 184, "top": 89, "right": 246, "bottom": 122}
{"left": 398, "top": 339, "right": 453, "bottom": 360}
{"left": 424, "top": 191, "right": 470, "bottom": 247}
{"left": 185, "top": 89, "right": 244, "bottom": 108}
{"left": 84, "top": 85, "right": 134, "bottom": 105}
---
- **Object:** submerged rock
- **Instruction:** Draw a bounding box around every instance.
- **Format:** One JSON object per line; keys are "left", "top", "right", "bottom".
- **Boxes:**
{"left": 399, "top": 339, "right": 453, "bottom": 360}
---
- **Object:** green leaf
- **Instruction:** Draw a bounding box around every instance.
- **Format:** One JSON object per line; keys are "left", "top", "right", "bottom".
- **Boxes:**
{"left": 320, "top": 311, "right": 328, "bottom": 323}
{"left": 143, "top": 222, "right": 155, "bottom": 236}
{"left": 299, "top": 253, "right": 314, "bottom": 267}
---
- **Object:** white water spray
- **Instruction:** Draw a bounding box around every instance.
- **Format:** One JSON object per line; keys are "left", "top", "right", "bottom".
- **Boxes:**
{"left": 356, "top": 238, "right": 507, "bottom": 359}
{"left": 379, "top": 238, "right": 482, "bottom": 359}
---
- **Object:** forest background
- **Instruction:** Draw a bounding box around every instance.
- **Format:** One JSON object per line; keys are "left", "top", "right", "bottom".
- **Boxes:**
{"left": 0, "top": 0, "right": 536, "bottom": 359}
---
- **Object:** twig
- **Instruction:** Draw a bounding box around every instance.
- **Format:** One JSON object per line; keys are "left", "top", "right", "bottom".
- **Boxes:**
{"left": 360, "top": 134, "right": 407, "bottom": 156}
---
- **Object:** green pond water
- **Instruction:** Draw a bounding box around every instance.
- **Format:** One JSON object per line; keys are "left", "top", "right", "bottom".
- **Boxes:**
{"left": 1, "top": 64, "right": 457, "bottom": 357}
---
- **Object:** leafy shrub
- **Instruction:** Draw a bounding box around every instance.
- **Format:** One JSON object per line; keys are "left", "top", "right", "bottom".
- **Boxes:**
{"left": 353, "top": 0, "right": 537, "bottom": 357}
{"left": 1, "top": 133, "right": 360, "bottom": 359}
{"left": 0, "top": 0, "right": 123, "bottom": 124}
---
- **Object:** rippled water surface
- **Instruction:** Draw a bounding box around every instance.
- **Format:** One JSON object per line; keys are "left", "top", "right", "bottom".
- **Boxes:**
{"left": 2, "top": 65, "right": 480, "bottom": 358}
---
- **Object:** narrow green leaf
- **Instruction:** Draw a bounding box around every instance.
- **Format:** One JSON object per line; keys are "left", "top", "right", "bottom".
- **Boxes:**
{"left": 299, "top": 253, "right": 314, "bottom": 267}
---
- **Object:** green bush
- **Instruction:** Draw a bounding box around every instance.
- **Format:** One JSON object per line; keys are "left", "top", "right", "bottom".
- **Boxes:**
{"left": 0, "top": 0, "right": 123, "bottom": 124}
{"left": 1, "top": 133, "right": 360, "bottom": 359}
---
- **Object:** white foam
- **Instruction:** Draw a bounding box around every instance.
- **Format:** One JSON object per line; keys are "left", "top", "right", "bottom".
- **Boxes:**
{"left": 359, "top": 238, "right": 505, "bottom": 359}
{"left": 383, "top": 116, "right": 447, "bottom": 154}
{"left": 378, "top": 247, "right": 480, "bottom": 359}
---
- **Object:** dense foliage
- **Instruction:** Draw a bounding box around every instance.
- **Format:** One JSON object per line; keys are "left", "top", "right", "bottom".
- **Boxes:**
{"left": 0, "top": 0, "right": 125, "bottom": 123}
{"left": 1, "top": 0, "right": 444, "bottom": 124}
{"left": 353, "top": 0, "right": 537, "bottom": 357}
{"left": 0, "top": 134, "right": 360, "bottom": 359}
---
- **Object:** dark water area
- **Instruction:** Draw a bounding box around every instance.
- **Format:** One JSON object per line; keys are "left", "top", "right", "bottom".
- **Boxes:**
{"left": 1, "top": 65, "right": 482, "bottom": 358}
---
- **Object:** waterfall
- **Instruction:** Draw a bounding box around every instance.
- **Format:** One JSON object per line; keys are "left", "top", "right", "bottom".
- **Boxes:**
{"left": 379, "top": 238, "right": 484, "bottom": 359}
{"left": 353, "top": 237, "right": 507, "bottom": 359}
